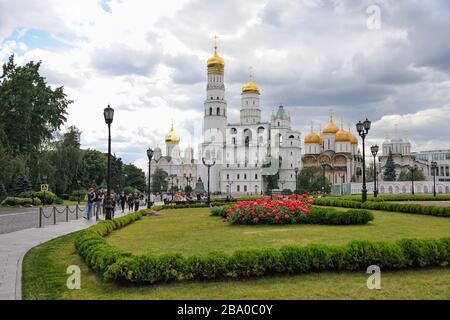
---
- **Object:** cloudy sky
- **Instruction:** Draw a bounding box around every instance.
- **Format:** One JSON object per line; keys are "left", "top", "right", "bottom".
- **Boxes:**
{"left": 1, "top": 0, "right": 449, "bottom": 170}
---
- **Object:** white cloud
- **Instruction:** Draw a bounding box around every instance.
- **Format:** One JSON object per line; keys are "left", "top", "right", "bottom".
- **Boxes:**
{"left": 0, "top": 0, "right": 449, "bottom": 168}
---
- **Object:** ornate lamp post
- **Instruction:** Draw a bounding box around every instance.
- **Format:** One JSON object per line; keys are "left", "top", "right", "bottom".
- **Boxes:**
{"left": 294, "top": 167, "right": 299, "bottom": 195}
{"left": 320, "top": 159, "right": 329, "bottom": 194}
{"left": 356, "top": 118, "right": 371, "bottom": 202}
{"left": 202, "top": 157, "right": 216, "bottom": 206}
{"left": 103, "top": 105, "right": 114, "bottom": 220}
{"left": 409, "top": 164, "right": 418, "bottom": 195}
{"left": 146, "top": 148, "right": 153, "bottom": 208}
{"left": 370, "top": 144, "right": 379, "bottom": 197}
{"left": 431, "top": 161, "right": 437, "bottom": 197}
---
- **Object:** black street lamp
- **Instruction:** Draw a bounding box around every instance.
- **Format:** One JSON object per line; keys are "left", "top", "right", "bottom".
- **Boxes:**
{"left": 431, "top": 161, "right": 437, "bottom": 197}
{"left": 146, "top": 148, "right": 153, "bottom": 208}
{"left": 370, "top": 145, "right": 379, "bottom": 198}
{"left": 183, "top": 173, "right": 193, "bottom": 194}
{"left": 294, "top": 167, "right": 299, "bottom": 195}
{"left": 202, "top": 157, "right": 216, "bottom": 206}
{"left": 320, "top": 159, "right": 329, "bottom": 194}
{"left": 356, "top": 118, "right": 371, "bottom": 203}
{"left": 103, "top": 105, "right": 114, "bottom": 220}
{"left": 409, "top": 164, "right": 418, "bottom": 195}
{"left": 169, "top": 174, "right": 176, "bottom": 201}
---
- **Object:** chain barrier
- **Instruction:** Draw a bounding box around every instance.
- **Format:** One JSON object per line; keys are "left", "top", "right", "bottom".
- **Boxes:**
{"left": 38, "top": 204, "right": 86, "bottom": 228}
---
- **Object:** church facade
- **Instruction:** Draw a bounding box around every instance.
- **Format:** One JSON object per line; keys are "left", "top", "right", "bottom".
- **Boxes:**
{"left": 197, "top": 44, "right": 302, "bottom": 195}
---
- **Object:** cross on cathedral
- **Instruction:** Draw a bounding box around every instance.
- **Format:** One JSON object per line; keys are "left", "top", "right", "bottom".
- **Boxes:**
{"left": 279, "top": 96, "right": 284, "bottom": 106}
{"left": 213, "top": 35, "right": 218, "bottom": 53}
{"left": 248, "top": 66, "right": 254, "bottom": 82}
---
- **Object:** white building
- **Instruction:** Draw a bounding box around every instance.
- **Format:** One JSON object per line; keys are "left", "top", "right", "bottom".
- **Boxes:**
{"left": 150, "top": 124, "right": 197, "bottom": 192}
{"left": 198, "top": 44, "right": 301, "bottom": 195}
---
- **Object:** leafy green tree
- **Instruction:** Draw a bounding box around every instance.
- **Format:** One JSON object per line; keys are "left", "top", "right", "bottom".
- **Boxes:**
{"left": 110, "top": 155, "right": 123, "bottom": 192}
{"left": 398, "top": 168, "right": 426, "bottom": 181}
{"left": 151, "top": 168, "right": 168, "bottom": 198}
{"left": 123, "top": 163, "right": 146, "bottom": 192}
{"left": 297, "top": 167, "right": 331, "bottom": 194}
{"left": 0, "top": 55, "right": 72, "bottom": 156}
{"left": 80, "top": 149, "right": 107, "bottom": 187}
{"left": 52, "top": 126, "right": 83, "bottom": 195}
{"left": 383, "top": 152, "right": 397, "bottom": 181}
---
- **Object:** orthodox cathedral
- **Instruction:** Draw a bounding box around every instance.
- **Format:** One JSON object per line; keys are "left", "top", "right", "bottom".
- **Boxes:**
{"left": 151, "top": 41, "right": 362, "bottom": 195}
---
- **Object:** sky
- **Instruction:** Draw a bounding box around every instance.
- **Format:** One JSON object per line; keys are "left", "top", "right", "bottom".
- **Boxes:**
{"left": 1, "top": 0, "right": 449, "bottom": 171}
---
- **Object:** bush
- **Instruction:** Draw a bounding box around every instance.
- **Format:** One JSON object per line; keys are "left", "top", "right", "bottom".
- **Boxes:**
{"left": 70, "top": 190, "right": 86, "bottom": 201}
{"left": 34, "top": 191, "right": 57, "bottom": 205}
{"left": 210, "top": 205, "right": 230, "bottom": 217}
{"left": 1, "top": 197, "right": 38, "bottom": 206}
{"left": 75, "top": 207, "right": 450, "bottom": 285}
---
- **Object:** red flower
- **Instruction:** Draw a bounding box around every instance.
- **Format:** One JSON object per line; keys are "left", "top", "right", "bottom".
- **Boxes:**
{"left": 253, "top": 217, "right": 259, "bottom": 223}
{"left": 284, "top": 214, "right": 290, "bottom": 219}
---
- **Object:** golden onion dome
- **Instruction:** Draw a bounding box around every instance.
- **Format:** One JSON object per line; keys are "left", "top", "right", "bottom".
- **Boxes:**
{"left": 349, "top": 130, "right": 358, "bottom": 145}
{"left": 242, "top": 80, "right": 260, "bottom": 94}
{"left": 207, "top": 52, "right": 225, "bottom": 68}
{"left": 165, "top": 123, "right": 180, "bottom": 144}
{"left": 304, "top": 132, "right": 322, "bottom": 144}
{"left": 335, "top": 128, "right": 351, "bottom": 142}
{"left": 322, "top": 121, "right": 339, "bottom": 134}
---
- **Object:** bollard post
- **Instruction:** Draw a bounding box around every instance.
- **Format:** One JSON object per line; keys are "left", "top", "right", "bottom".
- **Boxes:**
{"left": 39, "top": 207, "right": 42, "bottom": 228}
{"left": 53, "top": 206, "right": 56, "bottom": 225}
{"left": 66, "top": 205, "right": 69, "bottom": 222}
{"left": 76, "top": 205, "right": 79, "bottom": 220}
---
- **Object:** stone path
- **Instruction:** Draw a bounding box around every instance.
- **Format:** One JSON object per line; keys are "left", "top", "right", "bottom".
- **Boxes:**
{"left": 0, "top": 213, "right": 127, "bottom": 300}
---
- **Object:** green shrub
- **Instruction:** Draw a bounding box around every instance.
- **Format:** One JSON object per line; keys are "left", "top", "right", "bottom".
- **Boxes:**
{"left": 34, "top": 191, "right": 57, "bottom": 205}
{"left": 1, "top": 197, "right": 34, "bottom": 206}
{"left": 75, "top": 207, "right": 450, "bottom": 286}
{"left": 210, "top": 205, "right": 230, "bottom": 217}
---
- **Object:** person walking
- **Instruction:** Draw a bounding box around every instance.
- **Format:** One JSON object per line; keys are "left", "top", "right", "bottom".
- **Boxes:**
{"left": 127, "top": 193, "right": 133, "bottom": 212}
{"left": 111, "top": 193, "right": 116, "bottom": 218}
{"left": 120, "top": 192, "right": 126, "bottom": 213}
{"left": 134, "top": 192, "right": 140, "bottom": 212}
{"left": 94, "top": 188, "right": 103, "bottom": 221}
{"left": 85, "top": 187, "right": 94, "bottom": 220}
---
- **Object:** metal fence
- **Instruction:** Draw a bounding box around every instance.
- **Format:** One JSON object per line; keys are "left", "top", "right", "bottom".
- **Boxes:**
{"left": 38, "top": 204, "right": 87, "bottom": 228}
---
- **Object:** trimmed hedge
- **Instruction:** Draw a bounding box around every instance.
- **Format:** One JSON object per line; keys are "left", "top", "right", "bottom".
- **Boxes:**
{"left": 314, "top": 198, "right": 450, "bottom": 217}
{"left": 211, "top": 205, "right": 374, "bottom": 225}
{"left": 75, "top": 208, "right": 450, "bottom": 285}
{"left": 333, "top": 194, "right": 450, "bottom": 202}
{"left": 1, "top": 197, "right": 41, "bottom": 206}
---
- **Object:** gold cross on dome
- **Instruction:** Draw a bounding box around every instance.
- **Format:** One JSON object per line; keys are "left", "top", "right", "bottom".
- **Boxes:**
{"left": 214, "top": 35, "right": 218, "bottom": 53}
{"left": 279, "top": 96, "right": 284, "bottom": 106}
{"left": 248, "top": 66, "right": 254, "bottom": 81}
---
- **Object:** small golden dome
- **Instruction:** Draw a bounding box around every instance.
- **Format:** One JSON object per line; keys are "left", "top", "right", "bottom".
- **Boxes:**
{"left": 322, "top": 110, "right": 339, "bottom": 134}
{"left": 242, "top": 80, "right": 260, "bottom": 94}
{"left": 165, "top": 123, "right": 180, "bottom": 144}
{"left": 304, "top": 132, "right": 322, "bottom": 144}
{"left": 349, "top": 131, "right": 358, "bottom": 145}
{"left": 335, "top": 128, "right": 351, "bottom": 142}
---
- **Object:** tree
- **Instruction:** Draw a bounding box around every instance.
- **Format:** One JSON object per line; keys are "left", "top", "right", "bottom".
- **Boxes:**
{"left": 151, "top": 168, "right": 168, "bottom": 197}
{"left": 0, "top": 55, "right": 72, "bottom": 156}
{"left": 80, "top": 149, "right": 107, "bottom": 187}
{"left": 110, "top": 155, "right": 123, "bottom": 192}
{"left": 383, "top": 152, "right": 397, "bottom": 181}
{"left": 297, "top": 167, "right": 331, "bottom": 194}
{"left": 123, "top": 164, "right": 146, "bottom": 192}
{"left": 52, "top": 126, "right": 83, "bottom": 195}
{"left": 398, "top": 168, "right": 426, "bottom": 181}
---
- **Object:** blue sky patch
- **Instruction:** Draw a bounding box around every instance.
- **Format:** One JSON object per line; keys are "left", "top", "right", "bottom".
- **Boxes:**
{"left": 3, "top": 27, "right": 71, "bottom": 51}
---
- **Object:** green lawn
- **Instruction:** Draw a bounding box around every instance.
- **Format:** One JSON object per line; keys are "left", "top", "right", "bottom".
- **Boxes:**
{"left": 106, "top": 208, "right": 450, "bottom": 256}
{"left": 22, "top": 207, "right": 450, "bottom": 300}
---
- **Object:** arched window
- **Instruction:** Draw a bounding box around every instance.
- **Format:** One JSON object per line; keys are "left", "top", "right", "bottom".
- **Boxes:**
{"left": 244, "top": 174, "right": 247, "bottom": 180}
{"left": 237, "top": 185, "right": 240, "bottom": 192}
{"left": 244, "top": 185, "right": 247, "bottom": 192}
{"left": 209, "top": 108, "right": 212, "bottom": 115}
{"left": 216, "top": 107, "right": 220, "bottom": 115}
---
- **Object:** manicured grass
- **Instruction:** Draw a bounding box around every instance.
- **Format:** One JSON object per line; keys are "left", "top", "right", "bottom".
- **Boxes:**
{"left": 105, "top": 208, "right": 450, "bottom": 256}
{"left": 22, "top": 231, "right": 450, "bottom": 299}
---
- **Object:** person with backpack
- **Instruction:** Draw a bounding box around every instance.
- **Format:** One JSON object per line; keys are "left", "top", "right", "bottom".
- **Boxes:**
{"left": 119, "top": 192, "right": 127, "bottom": 213}
{"left": 94, "top": 188, "right": 103, "bottom": 221}
{"left": 134, "top": 192, "right": 140, "bottom": 212}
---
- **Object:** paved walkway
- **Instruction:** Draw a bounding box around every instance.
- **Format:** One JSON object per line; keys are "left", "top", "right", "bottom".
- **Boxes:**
{"left": 0, "top": 214, "right": 126, "bottom": 300}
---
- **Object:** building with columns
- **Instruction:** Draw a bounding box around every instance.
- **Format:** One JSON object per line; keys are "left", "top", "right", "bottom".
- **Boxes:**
{"left": 301, "top": 113, "right": 363, "bottom": 185}
{"left": 198, "top": 43, "right": 301, "bottom": 195}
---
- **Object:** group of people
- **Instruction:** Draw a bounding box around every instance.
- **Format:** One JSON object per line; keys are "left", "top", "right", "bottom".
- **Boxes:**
{"left": 85, "top": 186, "right": 145, "bottom": 221}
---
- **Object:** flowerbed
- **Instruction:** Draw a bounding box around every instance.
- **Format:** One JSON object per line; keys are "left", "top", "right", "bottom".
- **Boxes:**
{"left": 214, "top": 194, "right": 373, "bottom": 225}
